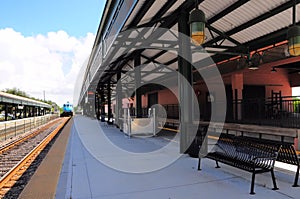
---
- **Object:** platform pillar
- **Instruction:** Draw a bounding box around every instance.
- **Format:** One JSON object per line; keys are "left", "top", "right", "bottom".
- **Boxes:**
{"left": 232, "top": 73, "right": 243, "bottom": 120}
{"left": 4, "top": 103, "right": 8, "bottom": 121}
{"left": 135, "top": 55, "right": 142, "bottom": 118}
{"left": 100, "top": 87, "right": 106, "bottom": 122}
{"left": 95, "top": 91, "right": 100, "bottom": 120}
{"left": 24, "top": 105, "right": 27, "bottom": 118}
{"left": 115, "top": 71, "right": 122, "bottom": 127}
{"left": 178, "top": 11, "right": 193, "bottom": 153}
{"left": 13, "top": 105, "right": 17, "bottom": 119}
{"left": 107, "top": 82, "right": 113, "bottom": 124}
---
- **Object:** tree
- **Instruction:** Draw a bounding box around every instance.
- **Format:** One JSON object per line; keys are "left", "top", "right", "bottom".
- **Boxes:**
{"left": 3, "top": 87, "right": 29, "bottom": 98}
{"left": 2, "top": 88, "right": 59, "bottom": 107}
{"left": 293, "top": 97, "right": 300, "bottom": 113}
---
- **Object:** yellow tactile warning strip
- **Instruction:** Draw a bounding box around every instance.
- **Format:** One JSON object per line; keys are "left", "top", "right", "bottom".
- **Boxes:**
{"left": 18, "top": 118, "right": 73, "bottom": 199}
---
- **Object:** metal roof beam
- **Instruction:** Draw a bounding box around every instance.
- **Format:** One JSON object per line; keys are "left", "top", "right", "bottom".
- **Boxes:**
{"left": 141, "top": 54, "right": 164, "bottom": 65}
{"left": 102, "top": 0, "right": 200, "bottom": 84}
{"left": 245, "top": 22, "right": 300, "bottom": 51}
{"left": 205, "top": 0, "right": 300, "bottom": 46}
{"left": 206, "top": 24, "right": 242, "bottom": 46}
{"left": 128, "top": 0, "right": 156, "bottom": 28}
{"left": 207, "top": 0, "right": 250, "bottom": 24}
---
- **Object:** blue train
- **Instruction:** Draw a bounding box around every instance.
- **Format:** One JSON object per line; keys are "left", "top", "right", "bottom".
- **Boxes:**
{"left": 60, "top": 101, "right": 73, "bottom": 117}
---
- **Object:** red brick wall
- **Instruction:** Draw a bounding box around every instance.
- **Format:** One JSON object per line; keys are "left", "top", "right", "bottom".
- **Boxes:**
{"left": 223, "top": 64, "right": 292, "bottom": 98}
{"left": 143, "top": 87, "right": 178, "bottom": 107}
{"left": 158, "top": 87, "right": 178, "bottom": 105}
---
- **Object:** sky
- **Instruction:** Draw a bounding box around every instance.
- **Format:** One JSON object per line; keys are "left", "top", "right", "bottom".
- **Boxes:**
{"left": 0, "top": 0, "right": 105, "bottom": 106}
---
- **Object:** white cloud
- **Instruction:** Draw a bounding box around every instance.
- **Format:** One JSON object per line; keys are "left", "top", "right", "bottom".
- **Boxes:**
{"left": 0, "top": 28, "right": 95, "bottom": 106}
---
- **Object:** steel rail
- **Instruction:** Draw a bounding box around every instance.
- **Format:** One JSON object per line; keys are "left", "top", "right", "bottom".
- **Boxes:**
{"left": 0, "top": 118, "right": 60, "bottom": 155}
{"left": 0, "top": 117, "right": 70, "bottom": 194}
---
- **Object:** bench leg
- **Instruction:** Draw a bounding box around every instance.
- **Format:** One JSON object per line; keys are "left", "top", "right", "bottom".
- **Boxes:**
{"left": 198, "top": 158, "right": 201, "bottom": 170}
{"left": 215, "top": 161, "right": 220, "bottom": 168}
{"left": 250, "top": 172, "right": 256, "bottom": 195}
{"left": 293, "top": 165, "right": 299, "bottom": 187}
{"left": 271, "top": 169, "right": 279, "bottom": 190}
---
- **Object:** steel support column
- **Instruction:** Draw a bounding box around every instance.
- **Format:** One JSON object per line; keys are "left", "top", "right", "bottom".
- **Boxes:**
{"left": 24, "top": 105, "right": 27, "bottom": 118}
{"left": 115, "top": 71, "right": 122, "bottom": 127}
{"left": 32, "top": 106, "right": 35, "bottom": 117}
{"left": 28, "top": 106, "right": 31, "bottom": 117}
{"left": 135, "top": 55, "right": 142, "bottom": 118}
{"left": 107, "top": 82, "right": 113, "bottom": 124}
{"left": 95, "top": 92, "right": 100, "bottom": 120}
{"left": 178, "top": 11, "right": 193, "bottom": 153}
{"left": 32, "top": 107, "right": 34, "bottom": 117}
{"left": 4, "top": 103, "right": 8, "bottom": 121}
{"left": 100, "top": 87, "right": 106, "bottom": 122}
{"left": 13, "top": 105, "right": 17, "bottom": 119}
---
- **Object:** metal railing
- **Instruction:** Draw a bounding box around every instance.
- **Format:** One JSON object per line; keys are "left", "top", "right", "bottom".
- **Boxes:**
{"left": 229, "top": 97, "right": 300, "bottom": 128}
{"left": 126, "top": 105, "right": 180, "bottom": 119}
{"left": 0, "top": 114, "right": 59, "bottom": 142}
{"left": 119, "top": 96, "right": 300, "bottom": 129}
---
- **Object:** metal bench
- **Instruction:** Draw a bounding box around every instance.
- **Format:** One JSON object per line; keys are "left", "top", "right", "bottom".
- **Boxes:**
{"left": 198, "top": 133, "right": 281, "bottom": 194}
{"left": 237, "top": 136, "right": 300, "bottom": 187}
{"left": 277, "top": 142, "right": 300, "bottom": 187}
{"left": 187, "top": 124, "right": 208, "bottom": 158}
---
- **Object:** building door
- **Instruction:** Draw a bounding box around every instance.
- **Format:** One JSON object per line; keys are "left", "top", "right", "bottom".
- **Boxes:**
{"left": 148, "top": 93, "right": 158, "bottom": 108}
{"left": 243, "top": 85, "right": 265, "bottom": 99}
{"left": 242, "top": 85, "right": 265, "bottom": 121}
{"left": 226, "top": 85, "right": 233, "bottom": 121}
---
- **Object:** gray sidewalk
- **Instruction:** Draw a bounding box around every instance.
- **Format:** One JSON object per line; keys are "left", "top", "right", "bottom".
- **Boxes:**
{"left": 56, "top": 116, "right": 299, "bottom": 199}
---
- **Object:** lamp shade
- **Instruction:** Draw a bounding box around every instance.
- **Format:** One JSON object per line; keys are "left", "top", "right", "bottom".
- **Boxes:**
{"left": 189, "top": 8, "right": 206, "bottom": 46}
{"left": 287, "top": 25, "right": 300, "bottom": 56}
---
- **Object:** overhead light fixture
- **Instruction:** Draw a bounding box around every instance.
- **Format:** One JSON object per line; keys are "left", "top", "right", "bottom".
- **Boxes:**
{"left": 237, "top": 56, "right": 248, "bottom": 69}
{"left": 247, "top": 52, "right": 260, "bottom": 70}
{"left": 189, "top": 0, "right": 206, "bottom": 46}
{"left": 287, "top": 0, "right": 300, "bottom": 56}
{"left": 288, "top": 25, "right": 300, "bottom": 56}
{"left": 248, "top": 63, "right": 259, "bottom": 70}
{"left": 271, "top": 67, "right": 277, "bottom": 73}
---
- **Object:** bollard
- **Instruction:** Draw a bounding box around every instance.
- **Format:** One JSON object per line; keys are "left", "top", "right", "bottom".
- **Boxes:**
{"left": 128, "top": 108, "right": 131, "bottom": 138}
{"left": 152, "top": 108, "right": 156, "bottom": 136}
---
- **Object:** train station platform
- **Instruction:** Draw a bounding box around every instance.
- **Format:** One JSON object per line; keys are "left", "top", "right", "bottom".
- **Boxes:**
{"left": 56, "top": 116, "right": 300, "bottom": 198}
{"left": 20, "top": 115, "right": 300, "bottom": 199}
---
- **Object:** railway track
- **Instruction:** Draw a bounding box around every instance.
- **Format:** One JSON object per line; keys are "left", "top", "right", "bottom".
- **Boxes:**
{"left": 0, "top": 117, "right": 70, "bottom": 197}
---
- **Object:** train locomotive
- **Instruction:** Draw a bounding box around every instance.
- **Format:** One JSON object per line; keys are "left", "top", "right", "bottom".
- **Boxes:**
{"left": 60, "top": 101, "right": 73, "bottom": 117}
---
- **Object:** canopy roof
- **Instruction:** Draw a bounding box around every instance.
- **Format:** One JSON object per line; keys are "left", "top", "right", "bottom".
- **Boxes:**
{"left": 0, "top": 91, "right": 51, "bottom": 108}
{"left": 78, "top": 0, "right": 300, "bottom": 104}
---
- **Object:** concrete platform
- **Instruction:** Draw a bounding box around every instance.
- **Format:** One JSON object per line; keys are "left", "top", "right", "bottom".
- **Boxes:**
{"left": 56, "top": 115, "right": 300, "bottom": 199}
